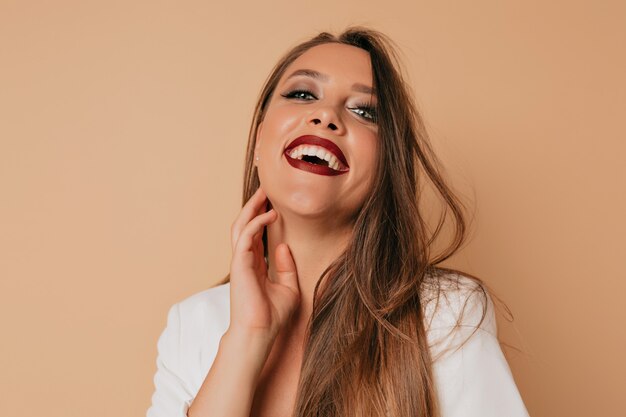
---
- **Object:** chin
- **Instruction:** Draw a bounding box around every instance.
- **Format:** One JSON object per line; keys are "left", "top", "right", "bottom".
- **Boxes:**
{"left": 270, "top": 190, "right": 335, "bottom": 219}
{"left": 258, "top": 172, "right": 362, "bottom": 222}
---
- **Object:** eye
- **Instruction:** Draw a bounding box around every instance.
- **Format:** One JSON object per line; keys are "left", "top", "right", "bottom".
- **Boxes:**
{"left": 348, "top": 105, "right": 377, "bottom": 123}
{"left": 281, "top": 89, "right": 317, "bottom": 101}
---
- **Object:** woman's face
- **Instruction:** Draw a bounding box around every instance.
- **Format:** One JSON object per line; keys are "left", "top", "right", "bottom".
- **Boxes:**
{"left": 256, "top": 43, "right": 379, "bottom": 225}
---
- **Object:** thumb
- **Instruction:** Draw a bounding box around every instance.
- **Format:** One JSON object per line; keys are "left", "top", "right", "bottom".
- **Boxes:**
{"left": 274, "top": 243, "right": 299, "bottom": 293}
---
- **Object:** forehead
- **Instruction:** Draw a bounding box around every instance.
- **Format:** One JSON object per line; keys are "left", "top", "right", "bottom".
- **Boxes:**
{"left": 281, "top": 43, "right": 373, "bottom": 86}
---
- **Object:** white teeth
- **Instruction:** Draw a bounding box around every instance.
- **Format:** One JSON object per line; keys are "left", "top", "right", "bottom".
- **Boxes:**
{"left": 288, "top": 144, "right": 345, "bottom": 171}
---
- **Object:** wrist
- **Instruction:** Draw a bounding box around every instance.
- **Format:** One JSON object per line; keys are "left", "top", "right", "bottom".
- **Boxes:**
{"left": 220, "top": 326, "right": 276, "bottom": 374}
{"left": 224, "top": 324, "right": 277, "bottom": 347}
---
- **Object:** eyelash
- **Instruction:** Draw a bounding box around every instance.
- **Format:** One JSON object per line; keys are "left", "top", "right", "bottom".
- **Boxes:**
{"left": 281, "top": 89, "right": 316, "bottom": 101}
{"left": 280, "top": 89, "right": 377, "bottom": 123}
{"left": 350, "top": 103, "right": 377, "bottom": 123}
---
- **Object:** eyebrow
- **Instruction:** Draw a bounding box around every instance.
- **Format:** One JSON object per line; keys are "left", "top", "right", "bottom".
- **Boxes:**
{"left": 286, "top": 68, "right": 376, "bottom": 95}
{"left": 287, "top": 69, "right": 328, "bottom": 81}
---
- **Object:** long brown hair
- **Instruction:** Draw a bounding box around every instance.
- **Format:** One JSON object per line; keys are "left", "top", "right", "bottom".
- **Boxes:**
{"left": 235, "top": 28, "right": 487, "bottom": 417}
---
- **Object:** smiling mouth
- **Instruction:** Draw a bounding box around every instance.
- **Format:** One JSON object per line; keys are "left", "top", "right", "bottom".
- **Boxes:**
{"left": 287, "top": 146, "right": 345, "bottom": 170}
{"left": 284, "top": 135, "right": 349, "bottom": 176}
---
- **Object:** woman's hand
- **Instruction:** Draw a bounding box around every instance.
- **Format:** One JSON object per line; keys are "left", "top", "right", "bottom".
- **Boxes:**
{"left": 228, "top": 187, "right": 301, "bottom": 342}
{"left": 187, "top": 188, "right": 299, "bottom": 417}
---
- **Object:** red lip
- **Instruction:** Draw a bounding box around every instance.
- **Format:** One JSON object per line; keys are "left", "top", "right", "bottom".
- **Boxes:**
{"left": 284, "top": 135, "right": 349, "bottom": 167}
{"left": 283, "top": 135, "right": 349, "bottom": 177}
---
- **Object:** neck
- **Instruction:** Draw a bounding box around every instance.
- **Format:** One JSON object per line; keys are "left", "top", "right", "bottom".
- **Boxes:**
{"left": 265, "top": 210, "right": 352, "bottom": 328}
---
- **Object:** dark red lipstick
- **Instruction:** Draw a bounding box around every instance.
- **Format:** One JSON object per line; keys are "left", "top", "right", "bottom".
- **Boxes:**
{"left": 283, "top": 135, "right": 349, "bottom": 177}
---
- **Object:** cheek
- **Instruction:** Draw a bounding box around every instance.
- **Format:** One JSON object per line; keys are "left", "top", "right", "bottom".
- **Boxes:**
{"left": 351, "top": 131, "right": 379, "bottom": 190}
{"left": 261, "top": 105, "right": 302, "bottom": 141}
{"left": 354, "top": 129, "right": 378, "bottom": 169}
{"left": 362, "top": 137, "right": 378, "bottom": 165}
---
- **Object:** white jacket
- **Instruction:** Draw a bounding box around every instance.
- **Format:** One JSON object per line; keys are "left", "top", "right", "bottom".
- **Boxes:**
{"left": 147, "top": 276, "right": 530, "bottom": 417}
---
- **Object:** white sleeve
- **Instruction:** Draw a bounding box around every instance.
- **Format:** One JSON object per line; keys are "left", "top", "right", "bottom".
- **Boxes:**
{"left": 147, "top": 303, "right": 195, "bottom": 417}
{"left": 428, "top": 282, "right": 530, "bottom": 417}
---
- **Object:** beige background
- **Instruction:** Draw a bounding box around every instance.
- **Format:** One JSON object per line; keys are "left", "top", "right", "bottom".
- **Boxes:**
{"left": 1, "top": 0, "right": 624, "bottom": 416}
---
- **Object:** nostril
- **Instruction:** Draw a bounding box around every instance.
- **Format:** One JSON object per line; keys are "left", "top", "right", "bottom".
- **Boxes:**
{"left": 312, "top": 118, "right": 321, "bottom": 125}
{"left": 328, "top": 123, "right": 338, "bottom": 131}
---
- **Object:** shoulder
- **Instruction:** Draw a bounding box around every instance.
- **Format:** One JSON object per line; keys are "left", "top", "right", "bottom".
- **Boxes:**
{"left": 421, "top": 271, "right": 497, "bottom": 361}
{"left": 148, "top": 283, "right": 232, "bottom": 415}
{"left": 166, "top": 282, "right": 231, "bottom": 351}
{"left": 420, "top": 272, "right": 530, "bottom": 416}
{"left": 157, "top": 283, "right": 231, "bottom": 389}
{"left": 174, "top": 281, "right": 231, "bottom": 325}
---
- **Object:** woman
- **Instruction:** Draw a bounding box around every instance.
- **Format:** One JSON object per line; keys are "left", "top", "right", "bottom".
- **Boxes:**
{"left": 147, "top": 28, "right": 529, "bottom": 417}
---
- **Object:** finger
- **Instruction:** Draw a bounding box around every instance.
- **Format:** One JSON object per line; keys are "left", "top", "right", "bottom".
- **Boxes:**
{"left": 233, "top": 209, "right": 277, "bottom": 257}
{"left": 273, "top": 243, "right": 300, "bottom": 293}
{"left": 231, "top": 188, "right": 266, "bottom": 243}
{"left": 230, "top": 188, "right": 268, "bottom": 252}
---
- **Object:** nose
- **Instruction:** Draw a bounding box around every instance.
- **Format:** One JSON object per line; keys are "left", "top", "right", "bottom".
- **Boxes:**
{"left": 308, "top": 106, "right": 345, "bottom": 134}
